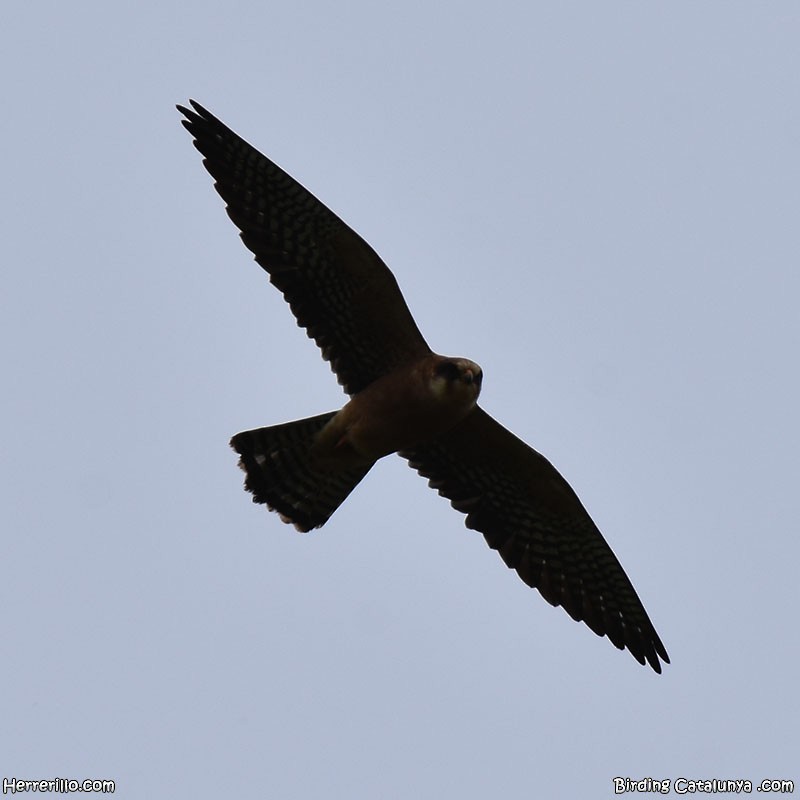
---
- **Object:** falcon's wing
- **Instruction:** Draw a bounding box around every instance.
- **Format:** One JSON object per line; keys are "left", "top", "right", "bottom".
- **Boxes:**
{"left": 401, "top": 407, "right": 670, "bottom": 672}
{"left": 178, "top": 100, "right": 430, "bottom": 396}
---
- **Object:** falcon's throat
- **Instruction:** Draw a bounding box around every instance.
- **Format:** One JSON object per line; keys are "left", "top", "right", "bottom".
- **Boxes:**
{"left": 314, "top": 354, "right": 483, "bottom": 463}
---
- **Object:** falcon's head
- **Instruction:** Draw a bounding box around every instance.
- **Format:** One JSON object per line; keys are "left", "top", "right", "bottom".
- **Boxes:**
{"left": 429, "top": 356, "right": 483, "bottom": 409}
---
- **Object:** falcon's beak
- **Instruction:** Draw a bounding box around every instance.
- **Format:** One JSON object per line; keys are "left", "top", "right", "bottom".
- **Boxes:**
{"left": 463, "top": 367, "right": 483, "bottom": 390}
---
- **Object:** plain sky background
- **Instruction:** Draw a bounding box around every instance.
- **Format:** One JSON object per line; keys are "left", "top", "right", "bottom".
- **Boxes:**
{"left": 2, "top": 2, "right": 798, "bottom": 797}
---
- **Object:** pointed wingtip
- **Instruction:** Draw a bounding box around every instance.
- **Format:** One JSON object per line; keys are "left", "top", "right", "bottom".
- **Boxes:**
{"left": 177, "top": 99, "right": 215, "bottom": 122}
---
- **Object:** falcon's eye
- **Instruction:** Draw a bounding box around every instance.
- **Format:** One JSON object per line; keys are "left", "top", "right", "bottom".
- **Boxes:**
{"left": 435, "top": 361, "right": 462, "bottom": 382}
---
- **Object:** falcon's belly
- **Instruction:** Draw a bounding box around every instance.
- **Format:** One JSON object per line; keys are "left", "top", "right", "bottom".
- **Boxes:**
{"left": 313, "top": 353, "right": 482, "bottom": 462}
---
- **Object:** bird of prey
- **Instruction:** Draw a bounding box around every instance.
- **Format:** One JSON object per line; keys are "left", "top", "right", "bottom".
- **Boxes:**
{"left": 178, "top": 99, "right": 669, "bottom": 673}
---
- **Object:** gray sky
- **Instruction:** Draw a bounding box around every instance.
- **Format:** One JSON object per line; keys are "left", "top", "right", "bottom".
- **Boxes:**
{"left": 3, "top": 2, "right": 798, "bottom": 797}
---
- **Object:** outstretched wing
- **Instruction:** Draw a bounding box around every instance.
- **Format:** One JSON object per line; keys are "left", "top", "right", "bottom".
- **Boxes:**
{"left": 401, "top": 407, "right": 670, "bottom": 672}
{"left": 178, "top": 100, "right": 430, "bottom": 396}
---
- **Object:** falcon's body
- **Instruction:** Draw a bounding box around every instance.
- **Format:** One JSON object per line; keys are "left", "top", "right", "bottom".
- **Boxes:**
{"left": 178, "top": 100, "right": 670, "bottom": 673}
{"left": 325, "top": 354, "right": 482, "bottom": 459}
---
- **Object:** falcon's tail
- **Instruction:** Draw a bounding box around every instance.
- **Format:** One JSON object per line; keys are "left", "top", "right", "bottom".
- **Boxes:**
{"left": 230, "top": 412, "right": 374, "bottom": 531}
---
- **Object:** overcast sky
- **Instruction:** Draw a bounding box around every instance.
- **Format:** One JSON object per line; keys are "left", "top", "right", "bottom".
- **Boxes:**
{"left": 2, "top": 2, "right": 798, "bottom": 798}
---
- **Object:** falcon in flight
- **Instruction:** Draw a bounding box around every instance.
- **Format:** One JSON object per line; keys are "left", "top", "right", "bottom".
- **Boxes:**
{"left": 178, "top": 100, "right": 669, "bottom": 673}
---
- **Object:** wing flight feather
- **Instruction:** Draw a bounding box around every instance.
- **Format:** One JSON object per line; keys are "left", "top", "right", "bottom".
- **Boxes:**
{"left": 178, "top": 100, "right": 430, "bottom": 395}
{"left": 402, "top": 407, "right": 670, "bottom": 673}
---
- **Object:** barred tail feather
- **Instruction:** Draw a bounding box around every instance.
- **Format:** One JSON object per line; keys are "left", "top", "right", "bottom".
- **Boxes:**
{"left": 230, "top": 412, "right": 373, "bottom": 531}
